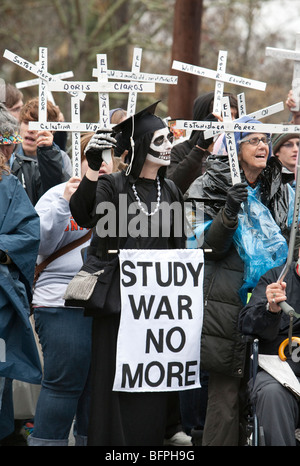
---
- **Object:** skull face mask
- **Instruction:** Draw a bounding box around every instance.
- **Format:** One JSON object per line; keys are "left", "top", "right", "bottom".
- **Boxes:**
{"left": 146, "top": 127, "right": 173, "bottom": 166}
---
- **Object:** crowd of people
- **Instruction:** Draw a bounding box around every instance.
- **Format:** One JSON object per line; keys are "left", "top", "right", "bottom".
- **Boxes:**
{"left": 0, "top": 78, "right": 300, "bottom": 447}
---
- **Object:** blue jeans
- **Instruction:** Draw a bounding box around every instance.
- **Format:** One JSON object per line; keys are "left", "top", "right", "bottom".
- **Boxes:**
{"left": 28, "top": 307, "right": 92, "bottom": 446}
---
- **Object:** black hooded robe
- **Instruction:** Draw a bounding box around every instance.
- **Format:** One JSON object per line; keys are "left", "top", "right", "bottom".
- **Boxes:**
{"left": 70, "top": 171, "right": 185, "bottom": 446}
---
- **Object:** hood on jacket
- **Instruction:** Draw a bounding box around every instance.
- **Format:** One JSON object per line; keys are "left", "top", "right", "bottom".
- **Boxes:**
{"left": 189, "top": 91, "right": 238, "bottom": 144}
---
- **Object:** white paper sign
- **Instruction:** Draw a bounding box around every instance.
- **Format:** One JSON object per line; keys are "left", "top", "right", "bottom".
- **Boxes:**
{"left": 113, "top": 249, "right": 204, "bottom": 392}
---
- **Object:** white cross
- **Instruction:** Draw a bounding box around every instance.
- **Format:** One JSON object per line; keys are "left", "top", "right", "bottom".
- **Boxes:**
{"left": 71, "top": 95, "right": 81, "bottom": 177}
{"left": 16, "top": 68, "right": 74, "bottom": 106}
{"left": 174, "top": 118, "right": 300, "bottom": 136}
{"left": 221, "top": 96, "right": 241, "bottom": 184}
{"left": 96, "top": 54, "right": 110, "bottom": 128}
{"left": 3, "top": 49, "right": 86, "bottom": 101}
{"left": 5, "top": 48, "right": 156, "bottom": 178}
{"left": 16, "top": 71, "right": 74, "bottom": 92}
{"left": 126, "top": 47, "right": 142, "bottom": 116}
{"left": 27, "top": 58, "right": 155, "bottom": 177}
{"left": 4, "top": 47, "right": 87, "bottom": 177}
{"left": 204, "top": 94, "right": 284, "bottom": 139}
{"left": 38, "top": 47, "right": 48, "bottom": 123}
{"left": 266, "top": 33, "right": 300, "bottom": 111}
{"left": 92, "top": 46, "right": 178, "bottom": 116}
{"left": 212, "top": 51, "right": 228, "bottom": 115}
{"left": 175, "top": 114, "right": 300, "bottom": 185}
{"left": 172, "top": 54, "right": 266, "bottom": 95}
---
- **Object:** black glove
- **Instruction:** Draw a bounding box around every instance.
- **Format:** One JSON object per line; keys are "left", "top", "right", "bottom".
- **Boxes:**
{"left": 84, "top": 129, "right": 117, "bottom": 171}
{"left": 196, "top": 113, "right": 218, "bottom": 149}
{"left": 224, "top": 182, "right": 248, "bottom": 220}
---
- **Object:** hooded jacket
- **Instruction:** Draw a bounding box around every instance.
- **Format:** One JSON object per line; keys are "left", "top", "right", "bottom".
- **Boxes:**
{"left": 167, "top": 92, "right": 237, "bottom": 194}
{"left": 0, "top": 173, "right": 41, "bottom": 384}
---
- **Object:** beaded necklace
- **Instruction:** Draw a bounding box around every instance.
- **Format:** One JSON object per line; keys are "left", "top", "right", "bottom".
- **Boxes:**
{"left": 132, "top": 177, "right": 161, "bottom": 216}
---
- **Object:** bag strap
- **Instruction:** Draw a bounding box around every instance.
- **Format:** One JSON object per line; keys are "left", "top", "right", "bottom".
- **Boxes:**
{"left": 34, "top": 229, "right": 93, "bottom": 285}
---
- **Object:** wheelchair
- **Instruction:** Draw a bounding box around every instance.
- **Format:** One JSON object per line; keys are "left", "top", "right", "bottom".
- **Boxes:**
{"left": 245, "top": 337, "right": 300, "bottom": 446}
{"left": 244, "top": 338, "right": 265, "bottom": 446}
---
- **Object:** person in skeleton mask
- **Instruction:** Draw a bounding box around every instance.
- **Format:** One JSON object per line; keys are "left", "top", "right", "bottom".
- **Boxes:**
{"left": 69, "top": 102, "right": 187, "bottom": 446}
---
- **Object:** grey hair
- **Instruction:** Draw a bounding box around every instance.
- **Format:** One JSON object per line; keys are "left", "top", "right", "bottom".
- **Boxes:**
{"left": 0, "top": 102, "right": 20, "bottom": 136}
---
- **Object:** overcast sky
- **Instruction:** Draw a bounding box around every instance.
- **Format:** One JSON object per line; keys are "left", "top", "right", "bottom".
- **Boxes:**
{"left": 261, "top": 0, "right": 300, "bottom": 44}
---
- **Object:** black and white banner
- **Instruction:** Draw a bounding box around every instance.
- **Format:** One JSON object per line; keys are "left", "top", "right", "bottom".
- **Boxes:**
{"left": 113, "top": 249, "right": 204, "bottom": 392}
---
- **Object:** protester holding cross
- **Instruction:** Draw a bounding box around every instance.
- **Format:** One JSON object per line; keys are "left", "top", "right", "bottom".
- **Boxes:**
{"left": 69, "top": 102, "right": 187, "bottom": 446}
{"left": 9, "top": 97, "right": 72, "bottom": 205}
{"left": 186, "top": 116, "right": 297, "bottom": 446}
{"left": 239, "top": 252, "right": 300, "bottom": 446}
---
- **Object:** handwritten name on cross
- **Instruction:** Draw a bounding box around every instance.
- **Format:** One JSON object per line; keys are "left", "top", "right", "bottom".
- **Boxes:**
{"left": 95, "top": 54, "right": 115, "bottom": 168}
{"left": 126, "top": 47, "right": 142, "bottom": 116}
{"left": 3, "top": 49, "right": 86, "bottom": 102}
{"left": 221, "top": 96, "right": 241, "bottom": 184}
{"left": 172, "top": 54, "right": 266, "bottom": 101}
{"left": 175, "top": 112, "right": 300, "bottom": 185}
{"left": 174, "top": 119, "right": 300, "bottom": 138}
{"left": 212, "top": 51, "right": 227, "bottom": 115}
{"left": 92, "top": 47, "right": 178, "bottom": 116}
{"left": 16, "top": 67, "right": 74, "bottom": 106}
{"left": 237, "top": 92, "right": 284, "bottom": 120}
{"left": 96, "top": 54, "right": 110, "bottom": 128}
{"left": 204, "top": 95, "right": 284, "bottom": 139}
{"left": 266, "top": 33, "right": 300, "bottom": 111}
{"left": 29, "top": 75, "right": 155, "bottom": 177}
{"left": 38, "top": 47, "right": 48, "bottom": 123}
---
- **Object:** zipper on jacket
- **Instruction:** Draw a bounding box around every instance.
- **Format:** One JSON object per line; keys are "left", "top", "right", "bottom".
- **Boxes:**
{"left": 204, "top": 271, "right": 217, "bottom": 306}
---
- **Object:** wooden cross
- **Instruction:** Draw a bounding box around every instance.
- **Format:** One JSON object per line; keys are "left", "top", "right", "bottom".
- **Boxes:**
{"left": 125, "top": 47, "right": 142, "bottom": 116}
{"left": 175, "top": 118, "right": 300, "bottom": 138}
{"left": 3, "top": 49, "right": 86, "bottom": 102}
{"left": 172, "top": 52, "right": 266, "bottom": 110}
{"left": 16, "top": 68, "right": 74, "bottom": 106}
{"left": 237, "top": 93, "right": 284, "bottom": 120}
{"left": 221, "top": 96, "right": 241, "bottom": 184}
{"left": 266, "top": 33, "right": 300, "bottom": 111}
{"left": 5, "top": 48, "right": 155, "bottom": 178}
{"left": 204, "top": 94, "right": 284, "bottom": 139}
{"left": 95, "top": 54, "right": 110, "bottom": 128}
{"left": 38, "top": 47, "right": 48, "bottom": 124}
{"left": 174, "top": 116, "right": 300, "bottom": 183}
{"left": 212, "top": 50, "right": 227, "bottom": 115}
{"left": 28, "top": 59, "right": 155, "bottom": 177}
{"left": 92, "top": 46, "right": 178, "bottom": 116}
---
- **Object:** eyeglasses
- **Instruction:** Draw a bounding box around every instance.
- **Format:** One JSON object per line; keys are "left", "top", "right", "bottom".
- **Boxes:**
{"left": 281, "top": 141, "right": 300, "bottom": 148}
{"left": 239, "top": 136, "right": 271, "bottom": 146}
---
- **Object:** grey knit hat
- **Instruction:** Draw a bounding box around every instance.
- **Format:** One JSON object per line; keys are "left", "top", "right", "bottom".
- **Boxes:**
{"left": 272, "top": 133, "right": 299, "bottom": 154}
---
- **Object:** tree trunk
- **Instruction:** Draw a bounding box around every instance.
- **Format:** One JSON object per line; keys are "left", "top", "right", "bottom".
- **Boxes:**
{"left": 168, "top": 0, "right": 203, "bottom": 119}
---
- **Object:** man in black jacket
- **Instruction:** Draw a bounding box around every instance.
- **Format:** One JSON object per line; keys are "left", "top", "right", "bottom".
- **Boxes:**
{"left": 239, "top": 260, "right": 300, "bottom": 446}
